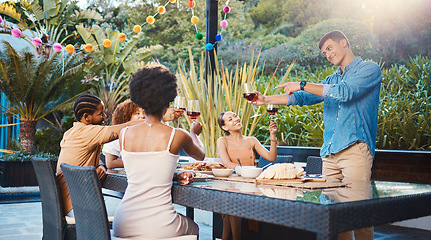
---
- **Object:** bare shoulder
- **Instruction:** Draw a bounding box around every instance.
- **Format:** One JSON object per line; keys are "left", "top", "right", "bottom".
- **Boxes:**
{"left": 217, "top": 137, "right": 227, "bottom": 145}
{"left": 246, "top": 136, "right": 259, "bottom": 146}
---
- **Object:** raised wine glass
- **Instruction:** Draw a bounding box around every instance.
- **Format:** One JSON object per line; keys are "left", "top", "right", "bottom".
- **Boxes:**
{"left": 174, "top": 96, "right": 186, "bottom": 127}
{"left": 242, "top": 83, "right": 260, "bottom": 118}
{"left": 187, "top": 100, "right": 200, "bottom": 122}
{"left": 266, "top": 104, "right": 278, "bottom": 119}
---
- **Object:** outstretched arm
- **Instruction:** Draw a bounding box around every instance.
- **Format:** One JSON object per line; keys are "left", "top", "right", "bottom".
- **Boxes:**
{"left": 102, "top": 120, "right": 145, "bottom": 144}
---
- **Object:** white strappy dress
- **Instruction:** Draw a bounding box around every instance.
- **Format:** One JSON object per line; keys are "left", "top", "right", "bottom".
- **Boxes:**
{"left": 113, "top": 127, "right": 198, "bottom": 239}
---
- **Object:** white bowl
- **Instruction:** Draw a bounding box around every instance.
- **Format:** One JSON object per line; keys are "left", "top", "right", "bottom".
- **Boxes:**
{"left": 240, "top": 166, "right": 263, "bottom": 179}
{"left": 235, "top": 166, "right": 242, "bottom": 176}
{"left": 212, "top": 168, "right": 233, "bottom": 177}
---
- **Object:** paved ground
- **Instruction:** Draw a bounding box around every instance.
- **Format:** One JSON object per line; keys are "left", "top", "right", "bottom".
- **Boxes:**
{"left": 1, "top": 187, "right": 431, "bottom": 240}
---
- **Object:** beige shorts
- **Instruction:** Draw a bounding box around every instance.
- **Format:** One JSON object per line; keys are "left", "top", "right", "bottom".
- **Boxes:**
{"left": 322, "top": 142, "right": 373, "bottom": 181}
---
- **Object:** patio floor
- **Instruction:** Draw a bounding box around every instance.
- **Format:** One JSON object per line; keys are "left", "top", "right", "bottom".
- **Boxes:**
{"left": 1, "top": 187, "right": 431, "bottom": 240}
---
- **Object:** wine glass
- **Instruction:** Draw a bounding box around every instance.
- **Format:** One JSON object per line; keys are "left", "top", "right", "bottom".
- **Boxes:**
{"left": 242, "top": 83, "right": 260, "bottom": 118}
{"left": 174, "top": 96, "right": 186, "bottom": 127}
{"left": 187, "top": 100, "right": 200, "bottom": 122}
{"left": 242, "top": 83, "right": 257, "bottom": 102}
{"left": 266, "top": 104, "right": 278, "bottom": 119}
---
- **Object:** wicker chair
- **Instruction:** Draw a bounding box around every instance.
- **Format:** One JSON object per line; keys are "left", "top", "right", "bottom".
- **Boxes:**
{"left": 60, "top": 163, "right": 197, "bottom": 240}
{"left": 305, "top": 156, "right": 323, "bottom": 174}
{"left": 257, "top": 155, "right": 293, "bottom": 168}
{"left": 31, "top": 157, "right": 76, "bottom": 240}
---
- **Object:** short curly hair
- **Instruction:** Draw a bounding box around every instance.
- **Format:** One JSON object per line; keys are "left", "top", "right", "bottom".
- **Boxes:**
{"left": 111, "top": 99, "right": 141, "bottom": 125}
{"left": 129, "top": 64, "right": 177, "bottom": 115}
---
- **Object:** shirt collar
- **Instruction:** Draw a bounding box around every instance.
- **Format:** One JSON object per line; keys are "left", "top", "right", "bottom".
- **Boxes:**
{"left": 336, "top": 56, "right": 363, "bottom": 75}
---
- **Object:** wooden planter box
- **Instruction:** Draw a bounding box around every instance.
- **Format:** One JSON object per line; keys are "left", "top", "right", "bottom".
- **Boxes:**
{"left": 0, "top": 160, "right": 38, "bottom": 187}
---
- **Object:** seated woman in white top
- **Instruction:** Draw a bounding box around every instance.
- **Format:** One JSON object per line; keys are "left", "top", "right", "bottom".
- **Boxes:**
{"left": 103, "top": 99, "right": 183, "bottom": 173}
{"left": 113, "top": 64, "right": 205, "bottom": 239}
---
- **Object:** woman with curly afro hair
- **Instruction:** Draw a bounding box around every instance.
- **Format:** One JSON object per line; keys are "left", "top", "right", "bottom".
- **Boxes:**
{"left": 103, "top": 98, "right": 184, "bottom": 172}
{"left": 112, "top": 64, "right": 205, "bottom": 239}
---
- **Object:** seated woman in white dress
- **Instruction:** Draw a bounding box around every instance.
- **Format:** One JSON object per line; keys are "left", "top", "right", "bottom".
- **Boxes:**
{"left": 103, "top": 99, "right": 183, "bottom": 173}
{"left": 113, "top": 64, "right": 205, "bottom": 239}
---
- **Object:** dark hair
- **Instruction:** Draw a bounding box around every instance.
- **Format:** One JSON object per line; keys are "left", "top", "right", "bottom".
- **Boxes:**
{"left": 318, "top": 30, "right": 350, "bottom": 50}
{"left": 129, "top": 64, "right": 177, "bottom": 115}
{"left": 112, "top": 99, "right": 141, "bottom": 124}
{"left": 218, "top": 112, "right": 230, "bottom": 136}
{"left": 73, "top": 94, "right": 102, "bottom": 121}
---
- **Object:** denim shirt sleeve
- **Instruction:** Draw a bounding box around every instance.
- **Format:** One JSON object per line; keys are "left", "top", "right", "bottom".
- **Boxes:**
{"left": 291, "top": 91, "right": 324, "bottom": 107}
{"left": 323, "top": 62, "right": 382, "bottom": 102}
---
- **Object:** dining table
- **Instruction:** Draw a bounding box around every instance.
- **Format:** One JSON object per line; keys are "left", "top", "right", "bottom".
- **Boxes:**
{"left": 102, "top": 172, "right": 431, "bottom": 240}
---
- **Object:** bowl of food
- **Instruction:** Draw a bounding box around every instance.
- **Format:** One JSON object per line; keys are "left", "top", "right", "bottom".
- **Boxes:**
{"left": 240, "top": 166, "right": 263, "bottom": 179}
{"left": 212, "top": 168, "right": 233, "bottom": 177}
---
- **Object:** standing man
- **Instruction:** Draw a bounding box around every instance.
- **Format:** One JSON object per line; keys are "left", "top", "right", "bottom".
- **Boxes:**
{"left": 249, "top": 30, "right": 382, "bottom": 239}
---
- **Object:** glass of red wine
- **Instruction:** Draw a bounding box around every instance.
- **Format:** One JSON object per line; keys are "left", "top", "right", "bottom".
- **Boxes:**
{"left": 242, "top": 83, "right": 257, "bottom": 101}
{"left": 266, "top": 104, "right": 278, "bottom": 119}
{"left": 242, "top": 83, "right": 260, "bottom": 118}
{"left": 187, "top": 100, "right": 200, "bottom": 122}
{"left": 174, "top": 96, "right": 186, "bottom": 127}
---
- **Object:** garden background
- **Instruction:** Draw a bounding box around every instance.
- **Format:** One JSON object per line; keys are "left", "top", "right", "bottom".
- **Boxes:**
{"left": 0, "top": 0, "right": 430, "bottom": 159}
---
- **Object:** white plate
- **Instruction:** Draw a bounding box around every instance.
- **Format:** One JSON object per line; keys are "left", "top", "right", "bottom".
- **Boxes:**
{"left": 193, "top": 175, "right": 214, "bottom": 182}
{"left": 177, "top": 168, "right": 213, "bottom": 174}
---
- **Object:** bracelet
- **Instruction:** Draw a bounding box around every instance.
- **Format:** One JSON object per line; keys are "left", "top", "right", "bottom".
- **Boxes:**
{"left": 270, "top": 139, "right": 277, "bottom": 142}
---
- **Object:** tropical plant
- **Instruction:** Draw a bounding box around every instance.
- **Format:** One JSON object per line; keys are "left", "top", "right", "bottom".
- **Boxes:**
{"left": 377, "top": 56, "right": 431, "bottom": 150}
{"left": 176, "top": 48, "right": 295, "bottom": 157}
{"left": 0, "top": 0, "right": 103, "bottom": 55}
{"left": 0, "top": 150, "right": 56, "bottom": 161}
{"left": 75, "top": 24, "right": 163, "bottom": 123}
{"left": 0, "top": 41, "right": 91, "bottom": 154}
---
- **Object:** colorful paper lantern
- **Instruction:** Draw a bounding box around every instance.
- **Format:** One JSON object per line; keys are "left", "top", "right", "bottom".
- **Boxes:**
{"left": 223, "top": 6, "right": 231, "bottom": 13}
{"left": 220, "top": 20, "right": 228, "bottom": 28}
{"left": 53, "top": 43, "right": 62, "bottom": 52}
{"left": 205, "top": 43, "right": 213, "bottom": 51}
{"left": 133, "top": 25, "right": 142, "bottom": 33}
{"left": 32, "top": 37, "right": 42, "bottom": 47}
{"left": 118, "top": 33, "right": 127, "bottom": 41}
{"left": 103, "top": 39, "right": 112, "bottom": 48}
{"left": 196, "top": 32, "right": 203, "bottom": 40}
{"left": 215, "top": 34, "right": 222, "bottom": 41}
{"left": 85, "top": 44, "right": 94, "bottom": 52}
{"left": 188, "top": 0, "right": 195, "bottom": 8}
{"left": 146, "top": 16, "right": 155, "bottom": 24}
{"left": 158, "top": 6, "right": 166, "bottom": 14}
{"left": 191, "top": 16, "right": 199, "bottom": 24}
{"left": 11, "top": 28, "right": 21, "bottom": 38}
{"left": 169, "top": 0, "right": 176, "bottom": 2}
{"left": 66, "top": 44, "right": 75, "bottom": 54}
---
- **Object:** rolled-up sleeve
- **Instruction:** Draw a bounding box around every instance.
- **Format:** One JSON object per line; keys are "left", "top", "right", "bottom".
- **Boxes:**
{"left": 324, "top": 62, "right": 382, "bottom": 102}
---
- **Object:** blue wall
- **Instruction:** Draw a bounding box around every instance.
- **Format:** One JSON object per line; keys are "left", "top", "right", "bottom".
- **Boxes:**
{"left": 0, "top": 92, "right": 20, "bottom": 154}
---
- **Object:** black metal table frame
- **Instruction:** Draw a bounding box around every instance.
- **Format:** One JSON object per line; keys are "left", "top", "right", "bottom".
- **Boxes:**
{"left": 103, "top": 174, "right": 431, "bottom": 240}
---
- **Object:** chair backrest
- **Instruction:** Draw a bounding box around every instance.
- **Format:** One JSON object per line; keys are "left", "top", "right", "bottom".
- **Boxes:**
{"left": 257, "top": 155, "right": 293, "bottom": 168}
{"left": 31, "top": 157, "right": 76, "bottom": 240}
{"left": 60, "top": 163, "right": 111, "bottom": 240}
{"left": 305, "top": 156, "right": 322, "bottom": 174}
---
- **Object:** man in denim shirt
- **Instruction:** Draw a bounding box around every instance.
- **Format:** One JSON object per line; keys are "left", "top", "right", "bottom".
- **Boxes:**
{"left": 251, "top": 30, "right": 382, "bottom": 239}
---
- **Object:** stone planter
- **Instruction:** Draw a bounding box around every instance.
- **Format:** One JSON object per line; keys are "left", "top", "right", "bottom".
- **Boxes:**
{"left": 0, "top": 160, "right": 38, "bottom": 187}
